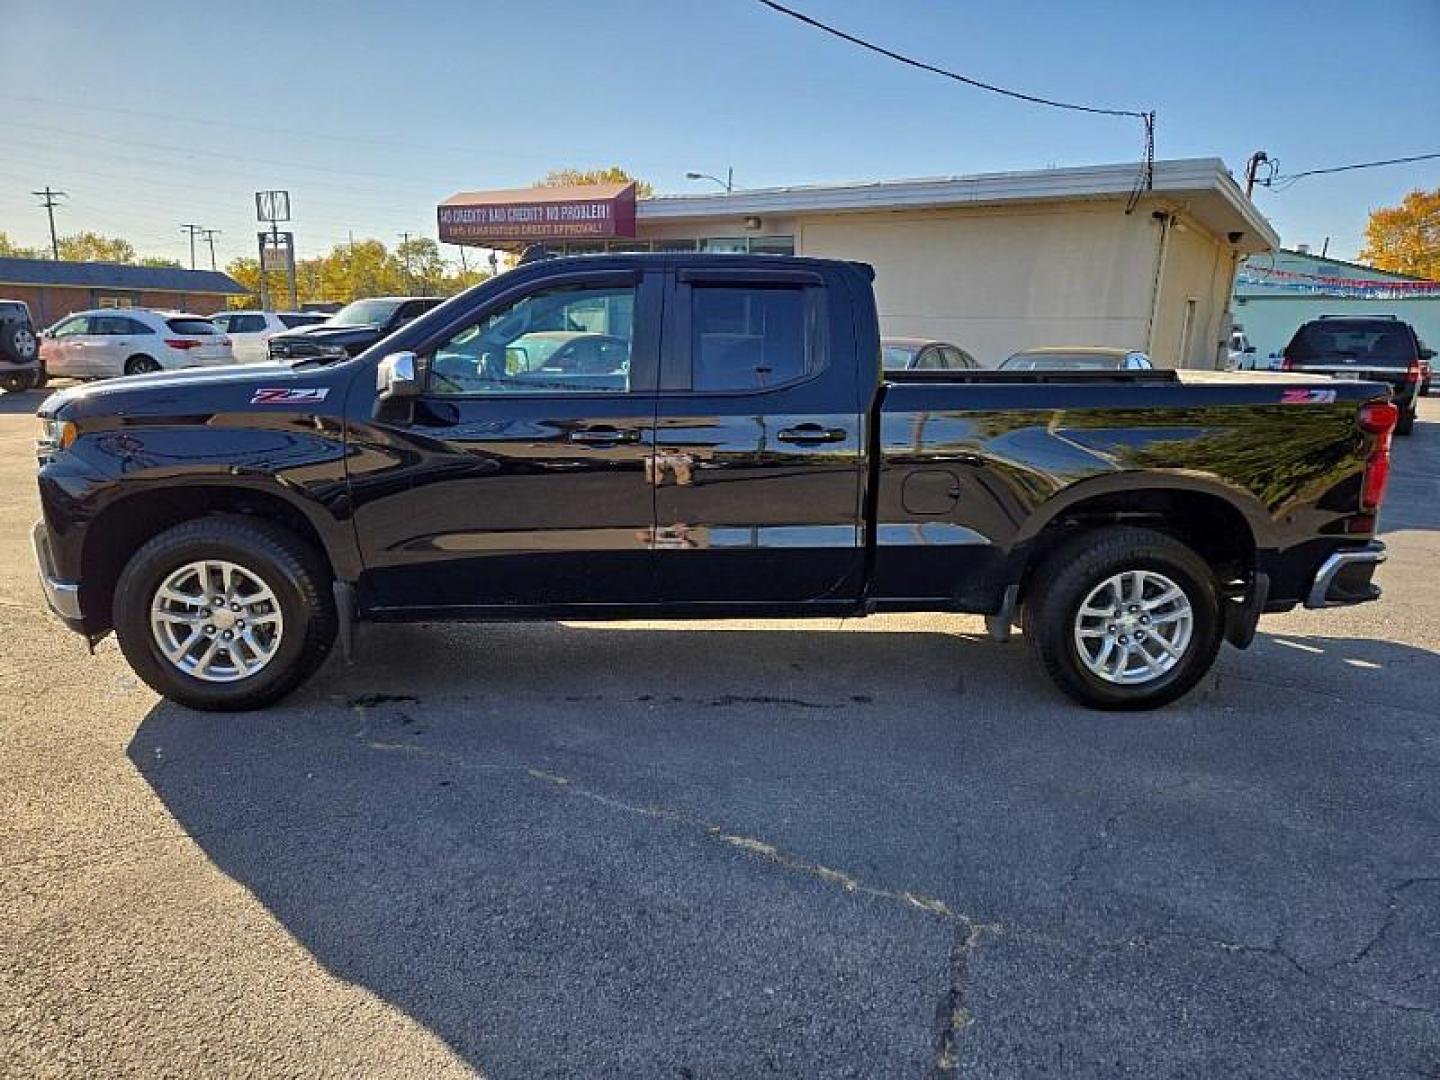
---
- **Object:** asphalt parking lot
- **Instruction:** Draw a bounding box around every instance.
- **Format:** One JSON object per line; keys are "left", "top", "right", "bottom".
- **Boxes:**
{"left": 1, "top": 389, "right": 1437, "bottom": 1078}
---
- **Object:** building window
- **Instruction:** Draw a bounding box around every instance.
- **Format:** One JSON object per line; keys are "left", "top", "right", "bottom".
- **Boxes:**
{"left": 96, "top": 294, "right": 136, "bottom": 309}
{"left": 747, "top": 235, "right": 795, "bottom": 255}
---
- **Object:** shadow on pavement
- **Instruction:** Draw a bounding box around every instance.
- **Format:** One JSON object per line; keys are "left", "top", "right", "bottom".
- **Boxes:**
{"left": 0, "top": 388, "right": 47, "bottom": 415}
{"left": 128, "top": 621, "right": 1440, "bottom": 1076}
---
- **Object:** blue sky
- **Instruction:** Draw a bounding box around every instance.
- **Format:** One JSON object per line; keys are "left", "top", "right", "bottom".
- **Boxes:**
{"left": 1, "top": 0, "right": 1436, "bottom": 270}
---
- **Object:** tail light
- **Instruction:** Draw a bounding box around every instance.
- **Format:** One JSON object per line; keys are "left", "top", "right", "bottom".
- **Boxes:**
{"left": 1405, "top": 359, "right": 1422, "bottom": 383}
{"left": 1358, "top": 400, "right": 1399, "bottom": 511}
{"left": 165, "top": 338, "right": 201, "bottom": 350}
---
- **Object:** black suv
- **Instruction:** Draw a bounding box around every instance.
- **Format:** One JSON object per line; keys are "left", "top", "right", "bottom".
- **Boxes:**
{"left": 267, "top": 296, "right": 443, "bottom": 361}
{"left": 0, "top": 299, "right": 41, "bottom": 393}
{"left": 1282, "top": 315, "right": 1431, "bottom": 435}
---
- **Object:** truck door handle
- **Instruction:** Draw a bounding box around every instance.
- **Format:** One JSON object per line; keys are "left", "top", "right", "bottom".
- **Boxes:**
{"left": 568, "top": 426, "right": 637, "bottom": 445}
{"left": 777, "top": 424, "right": 847, "bottom": 444}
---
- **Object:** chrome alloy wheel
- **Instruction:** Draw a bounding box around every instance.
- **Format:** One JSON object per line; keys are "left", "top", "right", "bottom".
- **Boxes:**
{"left": 14, "top": 328, "right": 37, "bottom": 359}
{"left": 149, "top": 560, "right": 284, "bottom": 683}
{"left": 1072, "top": 570, "right": 1194, "bottom": 685}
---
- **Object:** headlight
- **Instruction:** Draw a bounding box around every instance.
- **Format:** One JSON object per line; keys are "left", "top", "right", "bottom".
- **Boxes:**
{"left": 38, "top": 418, "right": 77, "bottom": 455}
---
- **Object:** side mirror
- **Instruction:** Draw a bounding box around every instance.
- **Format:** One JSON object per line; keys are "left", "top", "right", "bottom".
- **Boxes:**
{"left": 1421, "top": 347, "right": 1436, "bottom": 361}
{"left": 1244, "top": 345, "right": 1257, "bottom": 354}
{"left": 376, "top": 350, "right": 420, "bottom": 400}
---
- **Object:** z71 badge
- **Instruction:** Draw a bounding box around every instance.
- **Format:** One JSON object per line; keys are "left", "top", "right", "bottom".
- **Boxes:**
{"left": 1280, "top": 388, "right": 1336, "bottom": 404}
{"left": 251, "top": 387, "right": 330, "bottom": 405}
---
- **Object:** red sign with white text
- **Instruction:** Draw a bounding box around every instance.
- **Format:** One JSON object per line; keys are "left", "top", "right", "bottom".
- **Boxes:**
{"left": 438, "top": 183, "right": 637, "bottom": 243}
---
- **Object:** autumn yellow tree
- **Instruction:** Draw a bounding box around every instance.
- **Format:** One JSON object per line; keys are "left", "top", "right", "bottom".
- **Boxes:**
{"left": 1359, "top": 188, "right": 1440, "bottom": 280}
{"left": 537, "top": 167, "right": 653, "bottom": 198}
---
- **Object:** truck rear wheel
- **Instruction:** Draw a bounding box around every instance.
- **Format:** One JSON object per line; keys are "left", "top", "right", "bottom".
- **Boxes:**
{"left": 113, "top": 516, "right": 336, "bottom": 711}
{"left": 1023, "top": 526, "right": 1222, "bottom": 710}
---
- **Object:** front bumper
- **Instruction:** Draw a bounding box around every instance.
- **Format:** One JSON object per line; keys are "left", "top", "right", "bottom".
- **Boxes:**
{"left": 31, "top": 520, "right": 85, "bottom": 631}
{"left": 1304, "top": 541, "right": 1386, "bottom": 609}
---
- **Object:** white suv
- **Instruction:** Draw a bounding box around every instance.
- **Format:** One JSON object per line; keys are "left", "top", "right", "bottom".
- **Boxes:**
{"left": 211, "top": 310, "right": 327, "bottom": 364}
{"left": 39, "top": 310, "right": 234, "bottom": 379}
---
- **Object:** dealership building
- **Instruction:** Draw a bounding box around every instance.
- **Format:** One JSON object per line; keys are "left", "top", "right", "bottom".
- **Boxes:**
{"left": 439, "top": 158, "right": 1278, "bottom": 369}
{"left": 0, "top": 257, "right": 247, "bottom": 325}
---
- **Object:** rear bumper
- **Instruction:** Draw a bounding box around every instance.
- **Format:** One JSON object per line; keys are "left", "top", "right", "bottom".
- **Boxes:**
{"left": 31, "top": 520, "right": 85, "bottom": 632}
{"left": 1304, "top": 540, "right": 1386, "bottom": 609}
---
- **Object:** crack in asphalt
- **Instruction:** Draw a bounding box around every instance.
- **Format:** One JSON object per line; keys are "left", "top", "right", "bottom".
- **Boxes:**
{"left": 521, "top": 765, "right": 1003, "bottom": 1075}
{"left": 1154, "top": 928, "right": 1438, "bottom": 1017}
{"left": 1332, "top": 876, "right": 1440, "bottom": 971}
{"left": 1063, "top": 778, "right": 1193, "bottom": 888}
{"left": 932, "top": 920, "right": 990, "bottom": 1077}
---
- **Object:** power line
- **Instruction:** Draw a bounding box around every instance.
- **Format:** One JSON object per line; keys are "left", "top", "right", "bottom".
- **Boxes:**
{"left": 753, "top": 0, "right": 1156, "bottom": 209}
{"left": 754, "top": 0, "right": 1150, "bottom": 119}
{"left": 31, "top": 186, "right": 67, "bottom": 259}
{"left": 1261, "top": 151, "right": 1440, "bottom": 191}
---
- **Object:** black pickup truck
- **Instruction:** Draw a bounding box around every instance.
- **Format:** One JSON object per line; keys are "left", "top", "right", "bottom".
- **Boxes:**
{"left": 33, "top": 254, "right": 1398, "bottom": 712}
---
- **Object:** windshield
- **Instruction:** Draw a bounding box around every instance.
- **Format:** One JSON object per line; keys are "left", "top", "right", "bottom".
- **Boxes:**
{"left": 882, "top": 345, "right": 919, "bottom": 370}
{"left": 1001, "top": 353, "right": 1120, "bottom": 370}
{"left": 329, "top": 299, "right": 402, "bottom": 327}
{"left": 1286, "top": 321, "right": 1415, "bottom": 367}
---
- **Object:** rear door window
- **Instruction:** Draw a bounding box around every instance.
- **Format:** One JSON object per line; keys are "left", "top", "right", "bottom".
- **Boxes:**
{"left": 1288, "top": 321, "right": 1416, "bottom": 367}
{"left": 691, "top": 285, "right": 811, "bottom": 392}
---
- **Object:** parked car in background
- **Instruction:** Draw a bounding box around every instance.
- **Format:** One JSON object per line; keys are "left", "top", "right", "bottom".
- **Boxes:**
{"left": 1001, "top": 347, "right": 1154, "bottom": 371}
{"left": 881, "top": 337, "right": 978, "bottom": 371}
{"left": 210, "top": 310, "right": 327, "bottom": 364}
{"left": 266, "top": 296, "right": 443, "bottom": 361}
{"left": 1419, "top": 342, "right": 1432, "bottom": 396}
{"left": 1229, "top": 330, "right": 1258, "bottom": 369}
{"left": 38, "top": 310, "right": 234, "bottom": 380}
{"left": 0, "top": 298, "right": 42, "bottom": 393}
{"left": 1281, "top": 315, "right": 1428, "bottom": 434}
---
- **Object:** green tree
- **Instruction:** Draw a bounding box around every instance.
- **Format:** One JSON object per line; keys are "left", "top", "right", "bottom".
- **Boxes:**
{"left": 55, "top": 232, "right": 136, "bottom": 264}
{"left": 537, "top": 166, "right": 653, "bottom": 199}
{"left": 139, "top": 255, "right": 183, "bottom": 269}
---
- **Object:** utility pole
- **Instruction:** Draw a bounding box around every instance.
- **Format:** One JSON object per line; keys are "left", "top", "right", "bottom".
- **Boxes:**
{"left": 200, "top": 228, "right": 221, "bottom": 271}
{"left": 31, "top": 187, "right": 67, "bottom": 259}
{"left": 398, "top": 232, "right": 413, "bottom": 294}
{"left": 180, "top": 223, "right": 203, "bottom": 269}
{"left": 1243, "top": 151, "right": 1269, "bottom": 199}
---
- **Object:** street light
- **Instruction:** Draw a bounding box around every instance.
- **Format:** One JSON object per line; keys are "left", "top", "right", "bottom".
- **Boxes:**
{"left": 685, "top": 167, "right": 734, "bottom": 193}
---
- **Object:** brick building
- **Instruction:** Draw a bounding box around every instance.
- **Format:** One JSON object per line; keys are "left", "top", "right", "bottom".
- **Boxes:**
{"left": 0, "top": 257, "right": 247, "bottom": 325}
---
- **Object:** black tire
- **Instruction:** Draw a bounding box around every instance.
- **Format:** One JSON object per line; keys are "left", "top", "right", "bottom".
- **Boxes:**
{"left": 113, "top": 516, "right": 336, "bottom": 711}
{"left": 124, "top": 354, "right": 161, "bottom": 376}
{"left": 1395, "top": 406, "right": 1415, "bottom": 436}
{"left": 1023, "top": 526, "right": 1223, "bottom": 711}
{"left": 0, "top": 320, "right": 37, "bottom": 365}
{"left": 0, "top": 370, "right": 37, "bottom": 393}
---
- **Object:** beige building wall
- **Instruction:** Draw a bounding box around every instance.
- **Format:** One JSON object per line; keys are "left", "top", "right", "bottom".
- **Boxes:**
{"left": 1147, "top": 216, "right": 1240, "bottom": 370}
{"left": 791, "top": 200, "right": 1236, "bottom": 369}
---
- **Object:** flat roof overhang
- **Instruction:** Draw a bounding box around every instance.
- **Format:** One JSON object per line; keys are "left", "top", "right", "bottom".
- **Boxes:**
{"left": 637, "top": 158, "right": 1279, "bottom": 254}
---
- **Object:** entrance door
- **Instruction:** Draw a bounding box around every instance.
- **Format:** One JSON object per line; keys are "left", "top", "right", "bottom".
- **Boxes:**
{"left": 651, "top": 264, "right": 866, "bottom": 608}
{"left": 349, "top": 268, "right": 662, "bottom": 612}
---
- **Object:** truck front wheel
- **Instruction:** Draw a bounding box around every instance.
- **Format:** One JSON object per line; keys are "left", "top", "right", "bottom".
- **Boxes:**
{"left": 1023, "top": 526, "right": 1222, "bottom": 710}
{"left": 113, "top": 516, "right": 336, "bottom": 711}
